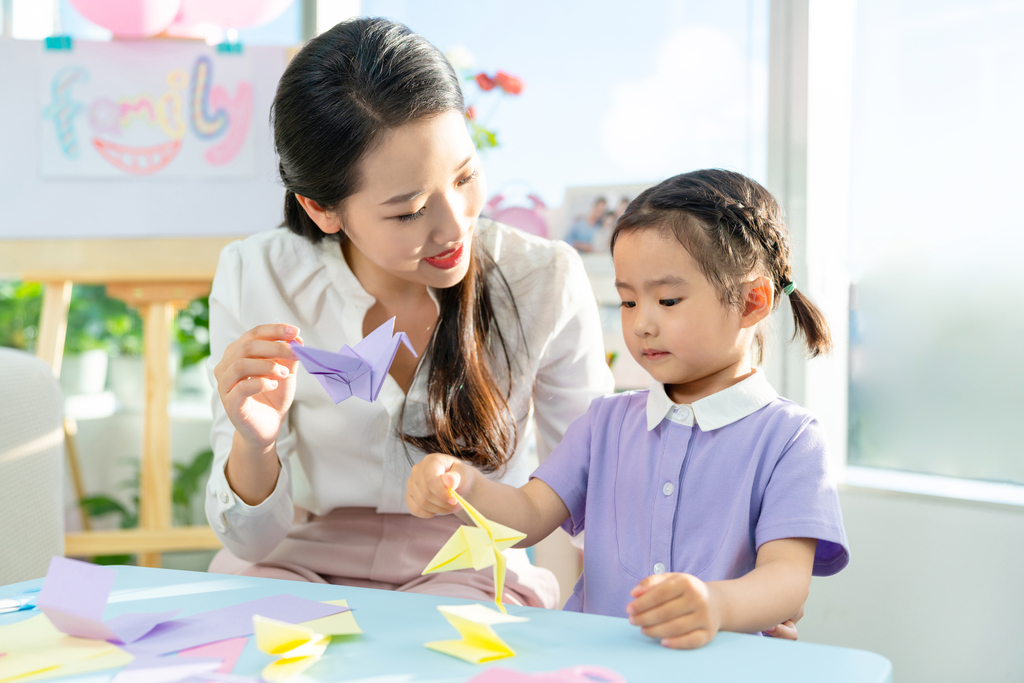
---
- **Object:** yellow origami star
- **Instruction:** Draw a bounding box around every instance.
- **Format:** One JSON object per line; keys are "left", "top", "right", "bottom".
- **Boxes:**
{"left": 422, "top": 488, "right": 527, "bottom": 613}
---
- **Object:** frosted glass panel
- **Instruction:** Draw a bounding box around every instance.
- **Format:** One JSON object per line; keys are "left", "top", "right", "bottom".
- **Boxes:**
{"left": 847, "top": 0, "right": 1024, "bottom": 483}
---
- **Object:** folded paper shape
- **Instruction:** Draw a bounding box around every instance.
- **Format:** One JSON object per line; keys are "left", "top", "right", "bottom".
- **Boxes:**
{"left": 424, "top": 604, "right": 528, "bottom": 665}
{"left": 299, "top": 600, "right": 362, "bottom": 636}
{"left": 422, "top": 489, "right": 527, "bottom": 613}
{"left": 0, "top": 613, "right": 132, "bottom": 683}
{"left": 36, "top": 557, "right": 180, "bottom": 644}
{"left": 290, "top": 317, "right": 417, "bottom": 403}
{"left": 253, "top": 615, "right": 330, "bottom": 682}
{"left": 178, "top": 636, "right": 247, "bottom": 673}
{"left": 123, "top": 595, "right": 348, "bottom": 657}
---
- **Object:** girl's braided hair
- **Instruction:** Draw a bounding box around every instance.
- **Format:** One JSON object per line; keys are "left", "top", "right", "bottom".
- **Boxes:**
{"left": 610, "top": 169, "right": 831, "bottom": 363}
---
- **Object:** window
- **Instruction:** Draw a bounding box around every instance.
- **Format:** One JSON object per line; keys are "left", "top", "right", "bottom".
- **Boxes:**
{"left": 846, "top": 0, "right": 1024, "bottom": 485}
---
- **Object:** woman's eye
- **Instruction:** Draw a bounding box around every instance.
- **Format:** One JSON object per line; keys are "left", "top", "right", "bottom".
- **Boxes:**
{"left": 620, "top": 301, "right": 636, "bottom": 309}
{"left": 397, "top": 207, "right": 426, "bottom": 222}
{"left": 457, "top": 170, "right": 479, "bottom": 187}
{"left": 659, "top": 298, "right": 680, "bottom": 307}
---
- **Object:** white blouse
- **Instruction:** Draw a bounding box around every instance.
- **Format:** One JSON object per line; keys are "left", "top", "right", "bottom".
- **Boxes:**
{"left": 204, "top": 220, "right": 614, "bottom": 561}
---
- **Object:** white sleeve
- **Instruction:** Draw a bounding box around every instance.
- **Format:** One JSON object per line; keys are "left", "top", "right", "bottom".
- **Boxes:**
{"left": 531, "top": 243, "right": 615, "bottom": 462}
{"left": 204, "top": 241, "right": 295, "bottom": 562}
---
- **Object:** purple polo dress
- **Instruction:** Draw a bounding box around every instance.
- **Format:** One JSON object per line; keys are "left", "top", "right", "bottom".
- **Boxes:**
{"left": 531, "top": 372, "right": 849, "bottom": 618}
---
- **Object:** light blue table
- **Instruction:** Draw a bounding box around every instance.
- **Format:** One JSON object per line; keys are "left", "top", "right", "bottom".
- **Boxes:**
{"left": 1, "top": 566, "right": 892, "bottom": 682}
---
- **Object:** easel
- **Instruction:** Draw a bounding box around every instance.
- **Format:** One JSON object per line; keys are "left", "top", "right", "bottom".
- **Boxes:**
{"left": 3, "top": 237, "right": 237, "bottom": 567}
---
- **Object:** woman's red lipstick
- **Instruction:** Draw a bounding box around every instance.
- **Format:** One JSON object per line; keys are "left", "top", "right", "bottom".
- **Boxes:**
{"left": 424, "top": 242, "right": 465, "bottom": 270}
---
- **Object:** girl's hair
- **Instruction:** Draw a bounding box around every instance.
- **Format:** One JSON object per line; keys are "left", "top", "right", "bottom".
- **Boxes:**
{"left": 610, "top": 169, "right": 831, "bottom": 362}
{"left": 272, "top": 17, "right": 519, "bottom": 472}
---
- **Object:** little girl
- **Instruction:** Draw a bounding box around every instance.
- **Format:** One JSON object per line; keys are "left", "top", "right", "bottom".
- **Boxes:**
{"left": 406, "top": 169, "right": 849, "bottom": 649}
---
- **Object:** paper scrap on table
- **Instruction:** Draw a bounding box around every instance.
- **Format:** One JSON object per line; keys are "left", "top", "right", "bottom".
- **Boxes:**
{"left": 178, "top": 637, "right": 247, "bottom": 673}
{"left": 36, "top": 557, "right": 180, "bottom": 643}
{"left": 299, "top": 600, "right": 362, "bottom": 636}
{"left": 289, "top": 316, "right": 417, "bottom": 403}
{"left": 253, "top": 615, "right": 330, "bottom": 683}
{"left": 123, "top": 595, "right": 348, "bottom": 657}
{"left": 464, "top": 665, "right": 626, "bottom": 683}
{"left": 110, "top": 655, "right": 222, "bottom": 683}
{"left": 424, "top": 604, "right": 528, "bottom": 665}
{"left": 0, "top": 613, "right": 131, "bottom": 683}
{"left": 422, "top": 489, "right": 527, "bottom": 613}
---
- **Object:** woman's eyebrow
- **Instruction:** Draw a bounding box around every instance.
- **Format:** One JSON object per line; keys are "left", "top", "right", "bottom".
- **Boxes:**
{"left": 454, "top": 154, "right": 473, "bottom": 171}
{"left": 381, "top": 190, "right": 424, "bottom": 206}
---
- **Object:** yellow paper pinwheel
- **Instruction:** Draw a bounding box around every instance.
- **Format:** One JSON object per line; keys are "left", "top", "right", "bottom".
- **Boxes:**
{"left": 253, "top": 615, "right": 330, "bottom": 682}
{"left": 424, "top": 603, "right": 529, "bottom": 664}
{"left": 422, "top": 489, "right": 527, "bottom": 613}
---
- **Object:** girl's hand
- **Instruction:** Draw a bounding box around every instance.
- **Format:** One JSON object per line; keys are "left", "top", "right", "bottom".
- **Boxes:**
{"left": 214, "top": 323, "right": 301, "bottom": 452}
{"left": 406, "top": 453, "right": 476, "bottom": 518}
{"left": 626, "top": 573, "right": 722, "bottom": 650}
{"left": 764, "top": 602, "right": 804, "bottom": 640}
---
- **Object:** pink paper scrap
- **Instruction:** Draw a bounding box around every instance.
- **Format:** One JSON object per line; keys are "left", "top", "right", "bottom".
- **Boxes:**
{"left": 179, "top": 637, "right": 248, "bottom": 673}
{"left": 37, "top": 556, "right": 180, "bottom": 643}
{"left": 111, "top": 655, "right": 223, "bottom": 683}
{"left": 466, "top": 666, "right": 626, "bottom": 683}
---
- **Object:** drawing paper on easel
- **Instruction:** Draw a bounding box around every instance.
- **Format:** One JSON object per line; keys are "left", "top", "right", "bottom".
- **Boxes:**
{"left": 39, "top": 40, "right": 255, "bottom": 178}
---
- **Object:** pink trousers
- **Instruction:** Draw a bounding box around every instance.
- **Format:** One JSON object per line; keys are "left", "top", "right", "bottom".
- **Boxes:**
{"left": 208, "top": 507, "right": 560, "bottom": 609}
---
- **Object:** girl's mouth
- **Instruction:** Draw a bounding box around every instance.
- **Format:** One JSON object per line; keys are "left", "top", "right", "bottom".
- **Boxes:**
{"left": 642, "top": 350, "right": 670, "bottom": 361}
{"left": 423, "top": 242, "right": 466, "bottom": 270}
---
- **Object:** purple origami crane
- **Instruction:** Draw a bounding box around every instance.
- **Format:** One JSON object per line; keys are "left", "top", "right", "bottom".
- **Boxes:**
{"left": 289, "top": 317, "right": 418, "bottom": 403}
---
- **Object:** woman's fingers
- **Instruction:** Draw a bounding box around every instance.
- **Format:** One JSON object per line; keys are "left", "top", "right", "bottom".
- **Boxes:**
{"left": 219, "top": 358, "right": 291, "bottom": 397}
{"left": 226, "top": 377, "right": 280, "bottom": 407}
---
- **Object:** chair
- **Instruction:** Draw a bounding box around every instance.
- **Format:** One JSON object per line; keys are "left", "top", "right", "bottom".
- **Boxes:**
{"left": 0, "top": 347, "right": 65, "bottom": 584}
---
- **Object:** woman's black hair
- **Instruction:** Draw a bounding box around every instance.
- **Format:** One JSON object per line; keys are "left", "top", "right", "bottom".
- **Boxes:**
{"left": 610, "top": 169, "right": 832, "bottom": 361}
{"left": 272, "top": 17, "right": 521, "bottom": 472}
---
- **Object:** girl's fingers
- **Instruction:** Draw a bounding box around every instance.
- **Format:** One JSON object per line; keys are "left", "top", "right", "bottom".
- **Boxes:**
{"left": 765, "top": 619, "right": 799, "bottom": 641}
{"left": 627, "top": 575, "right": 680, "bottom": 614}
{"left": 628, "top": 594, "right": 695, "bottom": 628}
{"left": 659, "top": 628, "right": 713, "bottom": 650}
{"left": 638, "top": 612, "right": 705, "bottom": 640}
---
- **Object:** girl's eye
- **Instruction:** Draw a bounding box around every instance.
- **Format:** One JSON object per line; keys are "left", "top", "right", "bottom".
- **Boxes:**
{"left": 397, "top": 207, "right": 426, "bottom": 222}
{"left": 457, "top": 170, "right": 479, "bottom": 187}
{"left": 659, "top": 298, "right": 680, "bottom": 307}
{"left": 620, "top": 301, "right": 636, "bottom": 309}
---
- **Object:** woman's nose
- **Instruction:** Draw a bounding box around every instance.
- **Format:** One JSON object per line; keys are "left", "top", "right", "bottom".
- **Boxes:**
{"left": 431, "top": 196, "right": 468, "bottom": 245}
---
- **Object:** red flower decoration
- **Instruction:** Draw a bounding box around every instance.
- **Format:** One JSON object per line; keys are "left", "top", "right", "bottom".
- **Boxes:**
{"left": 474, "top": 73, "right": 497, "bottom": 91}
{"left": 494, "top": 71, "right": 524, "bottom": 95}
{"left": 464, "top": 106, "right": 477, "bottom": 120}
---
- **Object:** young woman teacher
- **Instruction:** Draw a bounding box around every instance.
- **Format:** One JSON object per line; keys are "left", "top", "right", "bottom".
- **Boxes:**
{"left": 203, "top": 17, "right": 612, "bottom": 608}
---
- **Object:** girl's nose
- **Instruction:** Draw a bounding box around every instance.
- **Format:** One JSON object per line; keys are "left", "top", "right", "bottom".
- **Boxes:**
{"left": 632, "top": 306, "right": 656, "bottom": 337}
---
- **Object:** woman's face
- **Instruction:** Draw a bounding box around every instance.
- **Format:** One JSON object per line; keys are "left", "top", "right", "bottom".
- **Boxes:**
{"left": 332, "top": 110, "right": 486, "bottom": 290}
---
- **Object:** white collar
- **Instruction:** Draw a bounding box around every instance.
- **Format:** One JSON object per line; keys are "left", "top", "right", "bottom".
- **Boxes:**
{"left": 645, "top": 370, "right": 779, "bottom": 431}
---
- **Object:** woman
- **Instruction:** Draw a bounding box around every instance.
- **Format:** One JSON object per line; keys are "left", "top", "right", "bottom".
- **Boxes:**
{"left": 203, "top": 17, "right": 612, "bottom": 608}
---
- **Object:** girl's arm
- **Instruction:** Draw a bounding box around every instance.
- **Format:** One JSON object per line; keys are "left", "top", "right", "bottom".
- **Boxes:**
{"left": 626, "top": 538, "right": 816, "bottom": 649}
{"left": 407, "top": 454, "right": 570, "bottom": 548}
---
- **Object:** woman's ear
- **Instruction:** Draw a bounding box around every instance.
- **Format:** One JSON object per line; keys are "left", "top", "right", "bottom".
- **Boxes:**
{"left": 740, "top": 275, "right": 774, "bottom": 328}
{"left": 295, "top": 194, "right": 344, "bottom": 235}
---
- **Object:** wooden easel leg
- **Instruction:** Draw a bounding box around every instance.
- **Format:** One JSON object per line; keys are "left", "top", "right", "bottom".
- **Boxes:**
{"left": 36, "top": 280, "right": 72, "bottom": 377}
{"left": 64, "top": 416, "right": 91, "bottom": 531}
{"left": 138, "top": 301, "right": 174, "bottom": 568}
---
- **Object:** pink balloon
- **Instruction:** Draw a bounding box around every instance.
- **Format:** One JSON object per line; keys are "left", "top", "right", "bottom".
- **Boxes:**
{"left": 69, "top": 0, "right": 181, "bottom": 38}
{"left": 167, "top": 0, "right": 295, "bottom": 33}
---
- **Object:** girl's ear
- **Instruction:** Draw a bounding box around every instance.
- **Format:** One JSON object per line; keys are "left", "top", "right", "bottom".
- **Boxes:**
{"left": 295, "top": 194, "right": 344, "bottom": 235}
{"left": 740, "top": 276, "right": 774, "bottom": 328}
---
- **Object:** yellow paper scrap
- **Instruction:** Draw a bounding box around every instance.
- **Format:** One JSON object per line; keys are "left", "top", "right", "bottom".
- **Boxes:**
{"left": 253, "top": 614, "right": 330, "bottom": 683}
{"left": 300, "top": 600, "right": 362, "bottom": 636}
{"left": 0, "top": 614, "right": 132, "bottom": 683}
{"left": 424, "top": 604, "right": 528, "bottom": 665}
{"left": 422, "top": 488, "right": 527, "bottom": 613}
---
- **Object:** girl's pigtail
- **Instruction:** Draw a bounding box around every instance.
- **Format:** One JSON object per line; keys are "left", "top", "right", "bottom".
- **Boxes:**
{"left": 786, "top": 286, "right": 832, "bottom": 357}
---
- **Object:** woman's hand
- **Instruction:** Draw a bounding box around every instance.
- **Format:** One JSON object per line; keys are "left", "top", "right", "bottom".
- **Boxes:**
{"left": 406, "top": 453, "right": 477, "bottom": 518}
{"left": 626, "top": 573, "right": 723, "bottom": 650}
{"left": 214, "top": 323, "right": 301, "bottom": 452}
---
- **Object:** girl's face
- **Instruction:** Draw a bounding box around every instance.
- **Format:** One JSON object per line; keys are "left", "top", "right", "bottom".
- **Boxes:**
{"left": 614, "top": 229, "right": 767, "bottom": 401}
{"left": 311, "top": 109, "right": 486, "bottom": 291}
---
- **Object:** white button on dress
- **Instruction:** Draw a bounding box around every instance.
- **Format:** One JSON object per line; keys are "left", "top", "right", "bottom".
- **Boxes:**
{"left": 663, "top": 482, "right": 674, "bottom": 496}
{"left": 653, "top": 562, "right": 666, "bottom": 574}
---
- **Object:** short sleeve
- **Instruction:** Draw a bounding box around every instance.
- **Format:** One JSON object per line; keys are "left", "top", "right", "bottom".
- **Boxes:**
{"left": 755, "top": 418, "right": 850, "bottom": 576}
{"left": 531, "top": 244, "right": 614, "bottom": 463}
{"left": 530, "top": 398, "right": 598, "bottom": 537}
{"left": 204, "top": 240, "right": 294, "bottom": 562}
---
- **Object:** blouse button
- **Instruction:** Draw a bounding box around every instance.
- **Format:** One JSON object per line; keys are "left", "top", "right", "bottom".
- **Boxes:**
{"left": 663, "top": 482, "right": 674, "bottom": 496}
{"left": 219, "top": 491, "right": 230, "bottom": 504}
{"left": 653, "top": 562, "right": 666, "bottom": 575}
{"left": 674, "top": 405, "right": 691, "bottom": 421}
